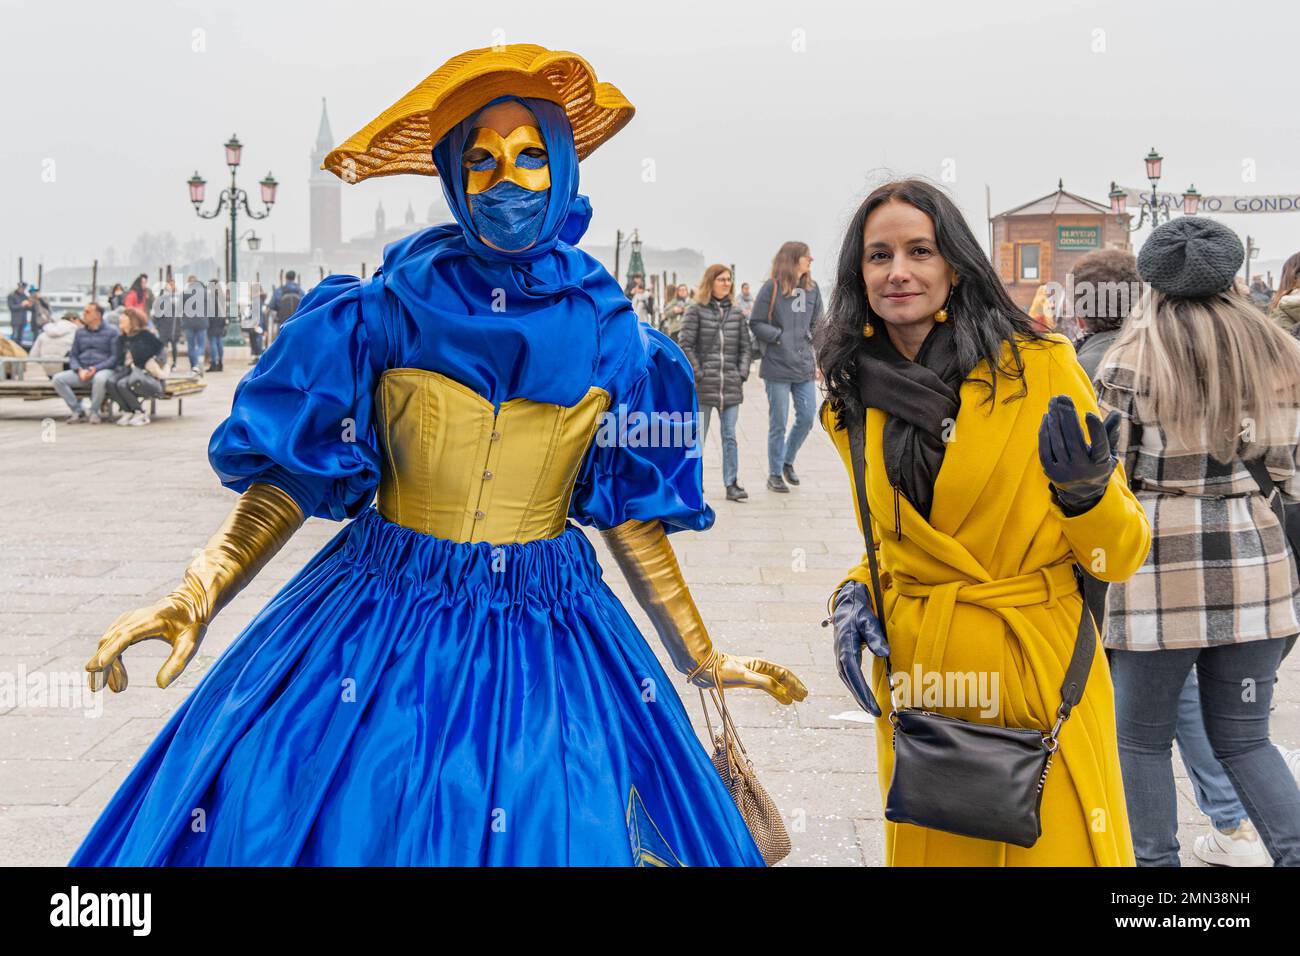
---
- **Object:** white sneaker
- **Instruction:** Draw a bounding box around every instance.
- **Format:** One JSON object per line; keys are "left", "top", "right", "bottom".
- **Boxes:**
{"left": 115, "top": 412, "right": 132, "bottom": 426}
{"left": 128, "top": 411, "right": 150, "bottom": 427}
{"left": 1193, "top": 818, "right": 1271, "bottom": 867}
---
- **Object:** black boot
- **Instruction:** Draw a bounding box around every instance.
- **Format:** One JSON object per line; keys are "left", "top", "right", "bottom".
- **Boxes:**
{"left": 726, "top": 482, "right": 748, "bottom": 501}
{"left": 767, "top": 474, "right": 789, "bottom": 493}
{"left": 782, "top": 462, "right": 800, "bottom": 486}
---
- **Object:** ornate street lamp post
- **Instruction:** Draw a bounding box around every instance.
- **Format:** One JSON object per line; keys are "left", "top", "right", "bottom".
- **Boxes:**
{"left": 1109, "top": 147, "right": 1200, "bottom": 233}
{"left": 188, "top": 134, "right": 277, "bottom": 343}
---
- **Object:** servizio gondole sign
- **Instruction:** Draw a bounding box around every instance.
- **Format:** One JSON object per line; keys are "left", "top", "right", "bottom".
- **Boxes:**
{"left": 1119, "top": 186, "right": 1300, "bottom": 214}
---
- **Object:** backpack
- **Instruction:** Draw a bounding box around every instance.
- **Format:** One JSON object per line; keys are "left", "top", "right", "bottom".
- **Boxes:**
{"left": 277, "top": 291, "right": 301, "bottom": 322}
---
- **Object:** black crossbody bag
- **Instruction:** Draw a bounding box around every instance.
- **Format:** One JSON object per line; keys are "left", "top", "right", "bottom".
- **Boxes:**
{"left": 846, "top": 417, "right": 1106, "bottom": 848}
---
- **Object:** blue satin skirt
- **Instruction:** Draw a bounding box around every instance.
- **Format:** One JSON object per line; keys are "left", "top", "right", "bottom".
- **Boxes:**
{"left": 69, "top": 508, "right": 765, "bottom": 866}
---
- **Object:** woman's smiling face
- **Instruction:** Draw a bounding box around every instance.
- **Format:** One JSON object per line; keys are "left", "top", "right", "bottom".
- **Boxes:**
{"left": 861, "top": 199, "right": 957, "bottom": 331}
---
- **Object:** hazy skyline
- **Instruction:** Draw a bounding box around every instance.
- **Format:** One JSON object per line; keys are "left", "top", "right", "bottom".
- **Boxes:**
{"left": 3, "top": 0, "right": 1298, "bottom": 291}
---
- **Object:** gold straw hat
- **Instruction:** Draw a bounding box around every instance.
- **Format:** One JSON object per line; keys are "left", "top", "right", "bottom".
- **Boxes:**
{"left": 322, "top": 43, "right": 634, "bottom": 184}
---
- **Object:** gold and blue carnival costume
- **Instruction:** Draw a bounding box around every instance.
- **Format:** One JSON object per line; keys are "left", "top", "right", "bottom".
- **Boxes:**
{"left": 71, "top": 45, "right": 805, "bottom": 866}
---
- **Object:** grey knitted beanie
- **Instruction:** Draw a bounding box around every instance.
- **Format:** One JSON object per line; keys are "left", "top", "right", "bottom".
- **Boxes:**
{"left": 1137, "top": 217, "right": 1244, "bottom": 298}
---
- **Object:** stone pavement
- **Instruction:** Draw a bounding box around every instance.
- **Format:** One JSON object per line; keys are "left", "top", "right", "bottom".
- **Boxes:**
{"left": 1, "top": 350, "right": 1295, "bottom": 866}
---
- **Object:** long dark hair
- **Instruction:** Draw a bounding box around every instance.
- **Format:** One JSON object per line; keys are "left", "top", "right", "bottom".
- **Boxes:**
{"left": 815, "top": 178, "right": 1047, "bottom": 428}
{"left": 771, "top": 241, "right": 813, "bottom": 296}
{"left": 1270, "top": 252, "right": 1300, "bottom": 311}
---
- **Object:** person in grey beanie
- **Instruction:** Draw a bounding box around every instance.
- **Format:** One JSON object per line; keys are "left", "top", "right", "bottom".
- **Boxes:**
{"left": 1098, "top": 215, "right": 1300, "bottom": 866}
{"left": 1135, "top": 216, "right": 1244, "bottom": 298}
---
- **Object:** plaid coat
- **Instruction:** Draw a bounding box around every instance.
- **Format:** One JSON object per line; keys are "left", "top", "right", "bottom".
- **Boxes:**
{"left": 1095, "top": 347, "right": 1300, "bottom": 650}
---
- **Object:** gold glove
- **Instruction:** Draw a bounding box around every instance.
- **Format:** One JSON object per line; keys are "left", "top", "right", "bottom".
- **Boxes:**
{"left": 85, "top": 482, "right": 304, "bottom": 693}
{"left": 601, "top": 518, "right": 808, "bottom": 705}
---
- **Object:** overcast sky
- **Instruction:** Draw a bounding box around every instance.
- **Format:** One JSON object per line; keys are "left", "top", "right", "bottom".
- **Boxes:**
{"left": 3, "top": 0, "right": 1298, "bottom": 291}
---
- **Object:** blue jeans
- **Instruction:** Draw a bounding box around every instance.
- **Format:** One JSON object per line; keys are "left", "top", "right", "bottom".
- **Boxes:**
{"left": 1111, "top": 638, "right": 1300, "bottom": 866}
{"left": 1176, "top": 671, "right": 1250, "bottom": 831}
{"left": 51, "top": 368, "right": 115, "bottom": 415}
{"left": 209, "top": 331, "right": 224, "bottom": 366}
{"left": 698, "top": 403, "right": 740, "bottom": 487}
{"left": 763, "top": 379, "right": 815, "bottom": 477}
{"left": 184, "top": 328, "right": 207, "bottom": 371}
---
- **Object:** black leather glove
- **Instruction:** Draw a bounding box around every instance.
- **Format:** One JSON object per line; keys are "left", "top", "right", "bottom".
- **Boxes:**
{"left": 1038, "top": 395, "right": 1120, "bottom": 516}
{"left": 829, "top": 580, "right": 890, "bottom": 716}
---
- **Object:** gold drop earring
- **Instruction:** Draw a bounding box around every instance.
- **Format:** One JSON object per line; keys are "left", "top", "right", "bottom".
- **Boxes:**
{"left": 862, "top": 320, "right": 875, "bottom": 338}
{"left": 934, "top": 281, "right": 957, "bottom": 323}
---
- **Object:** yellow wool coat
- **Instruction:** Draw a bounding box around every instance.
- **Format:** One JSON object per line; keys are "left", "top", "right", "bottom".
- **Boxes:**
{"left": 822, "top": 333, "right": 1152, "bottom": 866}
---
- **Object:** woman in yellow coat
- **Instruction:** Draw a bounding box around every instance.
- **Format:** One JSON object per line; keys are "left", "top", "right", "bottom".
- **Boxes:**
{"left": 815, "top": 180, "right": 1152, "bottom": 866}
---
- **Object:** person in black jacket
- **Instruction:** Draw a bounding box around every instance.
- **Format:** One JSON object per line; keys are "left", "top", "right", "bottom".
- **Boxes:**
{"left": 205, "top": 279, "right": 228, "bottom": 372}
{"left": 180, "top": 275, "right": 208, "bottom": 375}
{"left": 679, "top": 265, "right": 751, "bottom": 501}
{"left": 152, "top": 276, "right": 183, "bottom": 370}
{"left": 748, "top": 241, "right": 823, "bottom": 492}
{"left": 7, "top": 282, "right": 32, "bottom": 346}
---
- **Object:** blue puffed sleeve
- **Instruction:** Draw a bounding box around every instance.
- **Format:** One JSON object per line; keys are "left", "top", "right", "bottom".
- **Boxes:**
{"left": 569, "top": 327, "right": 715, "bottom": 534}
{"left": 207, "top": 274, "right": 382, "bottom": 520}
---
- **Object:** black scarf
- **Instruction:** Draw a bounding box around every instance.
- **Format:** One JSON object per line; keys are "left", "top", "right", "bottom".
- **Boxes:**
{"left": 855, "top": 319, "right": 965, "bottom": 520}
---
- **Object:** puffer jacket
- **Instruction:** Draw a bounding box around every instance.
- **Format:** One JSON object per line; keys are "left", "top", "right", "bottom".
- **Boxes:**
{"left": 678, "top": 296, "right": 751, "bottom": 409}
{"left": 748, "top": 278, "right": 822, "bottom": 382}
{"left": 29, "top": 317, "right": 78, "bottom": 377}
{"left": 1271, "top": 292, "right": 1300, "bottom": 334}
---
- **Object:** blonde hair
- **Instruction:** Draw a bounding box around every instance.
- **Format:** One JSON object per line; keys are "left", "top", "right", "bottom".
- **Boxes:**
{"left": 694, "top": 264, "right": 732, "bottom": 305}
{"left": 1101, "top": 288, "right": 1300, "bottom": 463}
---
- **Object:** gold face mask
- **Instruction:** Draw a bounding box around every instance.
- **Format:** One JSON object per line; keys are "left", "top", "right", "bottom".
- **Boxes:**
{"left": 463, "top": 125, "right": 551, "bottom": 195}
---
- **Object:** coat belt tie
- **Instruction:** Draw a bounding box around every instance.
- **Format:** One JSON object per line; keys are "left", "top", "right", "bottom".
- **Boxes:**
{"left": 888, "top": 561, "right": 1079, "bottom": 677}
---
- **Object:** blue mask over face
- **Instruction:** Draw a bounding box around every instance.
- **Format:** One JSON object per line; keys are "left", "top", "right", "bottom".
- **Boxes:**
{"left": 468, "top": 180, "right": 550, "bottom": 251}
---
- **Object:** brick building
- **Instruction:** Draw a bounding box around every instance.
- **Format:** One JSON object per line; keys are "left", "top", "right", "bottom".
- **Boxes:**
{"left": 991, "top": 182, "right": 1132, "bottom": 310}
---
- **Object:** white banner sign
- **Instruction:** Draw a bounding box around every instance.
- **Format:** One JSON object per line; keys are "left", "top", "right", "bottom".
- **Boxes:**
{"left": 1121, "top": 186, "right": 1300, "bottom": 214}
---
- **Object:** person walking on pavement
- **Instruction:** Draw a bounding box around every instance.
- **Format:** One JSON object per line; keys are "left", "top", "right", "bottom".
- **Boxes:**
{"left": 1072, "top": 246, "right": 1270, "bottom": 865}
{"left": 123, "top": 274, "right": 154, "bottom": 315}
{"left": 153, "top": 277, "right": 183, "bottom": 371}
{"left": 1098, "top": 217, "right": 1300, "bottom": 867}
{"left": 679, "top": 264, "right": 751, "bottom": 502}
{"left": 180, "top": 275, "right": 208, "bottom": 375}
{"left": 661, "top": 283, "right": 691, "bottom": 343}
{"left": 268, "top": 270, "right": 305, "bottom": 341}
{"left": 205, "top": 278, "right": 228, "bottom": 372}
{"left": 736, "top": 281, "right": 754, "bottom": 317}
{"left": 749, "top": 241, "right": 822, "bottom": 493}
{"left": 7, "top": 282, "right": 32, "bottom": 347}
{"left": 26, "top": 287, "right": 52, "bottom": 347}
{"left": 244, "top": 280, "right": 268, "bottom": 364}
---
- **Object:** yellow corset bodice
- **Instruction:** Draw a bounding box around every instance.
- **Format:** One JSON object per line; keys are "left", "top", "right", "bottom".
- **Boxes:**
{"left": 374, "top": 369, "right": 611, "bottom": 544}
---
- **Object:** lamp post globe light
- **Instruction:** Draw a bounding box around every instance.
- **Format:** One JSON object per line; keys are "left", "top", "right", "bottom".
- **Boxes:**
{"left": 189, "top": 134, "right": 277, "bottom": 344}
{"left": 1110, "top": 147, "right": 1201, "bottom": 233}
